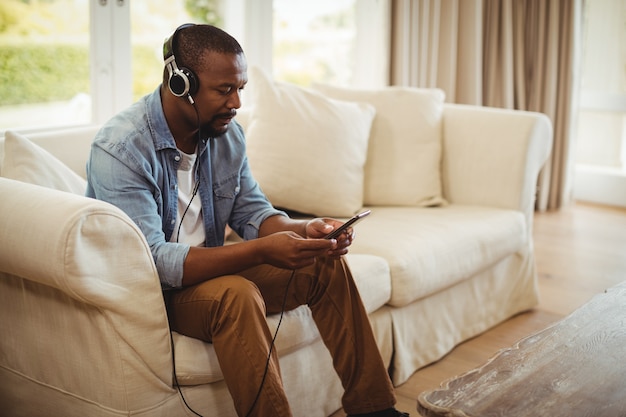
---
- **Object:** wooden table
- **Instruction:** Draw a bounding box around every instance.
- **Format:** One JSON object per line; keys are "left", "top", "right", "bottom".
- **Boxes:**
{"left": 417, "top": 281, "right": 626, "bottom": 417}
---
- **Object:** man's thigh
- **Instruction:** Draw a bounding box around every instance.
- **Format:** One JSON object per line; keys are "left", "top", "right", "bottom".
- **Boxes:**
{"left": 165, "top": 274, "right": 264, "bottom": 342}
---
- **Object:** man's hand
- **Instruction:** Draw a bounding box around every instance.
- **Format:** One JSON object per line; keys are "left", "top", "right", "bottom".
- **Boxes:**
{"left": 305, "top": 218, "right": 354, "bottom": 258}
{"left": 257, "top": 214, "right": 355, "bottom": 264}
{"left": 182, "top": 216, "right": 356, "bottom": 286}
{"left": 258, "top": 231, "right": 337, "bottom": 269}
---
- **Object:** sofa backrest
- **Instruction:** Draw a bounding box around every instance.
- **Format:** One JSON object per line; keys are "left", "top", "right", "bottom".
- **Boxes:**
{"left": 236, "top": 75, "right": 449, "bottom": 217}
{"left": 0, "top": 125, "right": 99, "bottom": 178}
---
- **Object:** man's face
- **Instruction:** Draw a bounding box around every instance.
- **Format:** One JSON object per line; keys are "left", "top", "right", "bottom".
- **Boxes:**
{"left": 193, "top": 51, "right": 247, "bottom": 138}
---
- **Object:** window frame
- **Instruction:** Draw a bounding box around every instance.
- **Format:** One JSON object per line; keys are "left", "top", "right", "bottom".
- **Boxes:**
{"left": 90, "top": 0, "right": 133, "bottom": 126}
{"left": 4, "top": 0, "right": 389, "bottom": 135}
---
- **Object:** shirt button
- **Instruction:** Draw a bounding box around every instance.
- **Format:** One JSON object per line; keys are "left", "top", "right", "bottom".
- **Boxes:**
{"left": 174, "top": 155, "right": 181, "bottom": 162}
{"left": 171, "top": 219, "right": 176, "bottom": 225}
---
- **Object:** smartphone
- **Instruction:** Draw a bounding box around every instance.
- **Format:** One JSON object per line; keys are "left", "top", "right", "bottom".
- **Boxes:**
{"left": 324, "top": 210, "right": 371, "bottom": 239}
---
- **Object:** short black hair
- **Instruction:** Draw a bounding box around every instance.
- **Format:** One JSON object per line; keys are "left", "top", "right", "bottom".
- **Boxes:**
{"left": 163, "top": 24, "right": 244, "bottom": 84}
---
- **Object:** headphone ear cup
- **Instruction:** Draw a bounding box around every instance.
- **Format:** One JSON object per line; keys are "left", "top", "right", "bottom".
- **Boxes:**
{"left": 180, "top": 67, "right": 198, "bottom": 96}
{"left": 168, "top": 66, "right": 198, "bottom": 97}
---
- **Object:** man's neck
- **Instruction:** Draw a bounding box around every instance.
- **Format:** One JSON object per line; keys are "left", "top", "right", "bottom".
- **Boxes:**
{"left": 161, "top": 86, "right": 199, "bottom": 154}
{"left": 175, "top": 133, "right": 199, "bottom": 154}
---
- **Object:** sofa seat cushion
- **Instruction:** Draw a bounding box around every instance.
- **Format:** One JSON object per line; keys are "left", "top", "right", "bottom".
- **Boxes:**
{"left": 345, "top": 253, "right": 391, "bottom": 314}
{"left": 349, "top": 205, "right": 527, "bottom": 307}
{"left": 173, "top": 253, "right": 391, "bottom": 385}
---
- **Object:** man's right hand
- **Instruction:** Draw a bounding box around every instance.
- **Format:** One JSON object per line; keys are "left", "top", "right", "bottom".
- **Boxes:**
{"left": 182, "top": 230, "right": 336, "bottom": 287}
{"left": 257, "top": 231, "right": 336, "bottom": 270}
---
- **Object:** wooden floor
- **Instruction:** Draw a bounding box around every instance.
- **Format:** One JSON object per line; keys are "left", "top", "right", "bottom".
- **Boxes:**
{"left": 331, "top": 201, "right": 626, "bottom": 416}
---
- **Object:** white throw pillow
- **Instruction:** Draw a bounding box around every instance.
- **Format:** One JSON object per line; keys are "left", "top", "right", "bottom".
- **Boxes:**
{"left": 244, "top": 67, "right": 376, "bottom": 217}
{"left": 2, "top": 130, "right": 87, "bottom": 195}
{"left": 312, "top": 83, "right": 447, "bottom": 207}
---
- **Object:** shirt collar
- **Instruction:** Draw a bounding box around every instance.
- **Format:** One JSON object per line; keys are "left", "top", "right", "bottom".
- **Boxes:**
{"left": 146, "top": 86, "right": 177, "bottom": 152}
{"left": 146, "top": 86, "right": 210, "bottom": 155}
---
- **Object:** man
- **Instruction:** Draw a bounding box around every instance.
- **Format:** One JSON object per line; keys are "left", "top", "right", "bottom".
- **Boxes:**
{"left": 86, "top": 23, "right": 408, "bottom": 417}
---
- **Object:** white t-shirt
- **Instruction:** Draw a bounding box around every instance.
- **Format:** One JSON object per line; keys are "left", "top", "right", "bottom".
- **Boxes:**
{"left": 170, "top": 148, "right": 206, "bottom": 246}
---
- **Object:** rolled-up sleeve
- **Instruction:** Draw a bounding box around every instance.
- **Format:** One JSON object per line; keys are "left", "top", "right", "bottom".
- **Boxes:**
{"left": 228, "top": 155, "right": 286, "bottom": 241}
{"left": 86, "top": 137, "right": 188, "bottom": 289}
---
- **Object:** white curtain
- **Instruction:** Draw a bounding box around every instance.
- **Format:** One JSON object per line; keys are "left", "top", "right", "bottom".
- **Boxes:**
{"left": 390, "top": 0, "right": 583, "bottom": 211}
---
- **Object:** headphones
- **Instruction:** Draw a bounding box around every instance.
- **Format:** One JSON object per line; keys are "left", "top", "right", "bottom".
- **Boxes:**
{"left": 163, "top": 23, "right": 198, "bottom": 103}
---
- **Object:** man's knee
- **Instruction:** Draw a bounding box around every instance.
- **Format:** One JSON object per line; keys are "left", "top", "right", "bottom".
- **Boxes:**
{"left": 213, "top": 275, "right": 266, "bottom": 316}
{"left": 168, "top": 275, "right": 266, "bottom": 341}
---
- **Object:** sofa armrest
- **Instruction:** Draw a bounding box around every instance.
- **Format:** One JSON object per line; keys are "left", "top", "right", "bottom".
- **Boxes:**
{"left": 0, "top": 177, "right": 173, "bottom": 411}
{"left": 441, "top": 104, "right": 553, "bottom": 214}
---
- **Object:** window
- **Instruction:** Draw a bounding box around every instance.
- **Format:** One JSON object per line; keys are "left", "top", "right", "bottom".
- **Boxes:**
{"left": 272, "top": 0, "right": 357, "bottom": 87}
{"left": 0, "top": 0, "right": 91, "bottom": 132}
{"left": 0, "top": 0, "right": 387, "bottom": 134}
{"left": 573, "top": 0, "right": 626, "bottom": 207}
{"left": 130, "top": 1, "right": 197, "bottom": 101}
{"left": 271, "top": 0, "right": 389, "bottom": 88}
{"left": 0, "top": 0, "right": 202, "bottom": 134}
{"left": 576, "top": 0, "right": 626, "bottom": 171}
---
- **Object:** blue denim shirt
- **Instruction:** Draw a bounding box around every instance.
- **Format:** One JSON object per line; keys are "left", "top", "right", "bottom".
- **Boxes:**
{"left": 85, "top": 87, "right": 285, "bottom": 288}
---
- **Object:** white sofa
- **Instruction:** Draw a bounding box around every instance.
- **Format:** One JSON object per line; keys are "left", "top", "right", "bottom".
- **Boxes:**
{"left": 0, "top": 70, "right": 552, "bottom": 417}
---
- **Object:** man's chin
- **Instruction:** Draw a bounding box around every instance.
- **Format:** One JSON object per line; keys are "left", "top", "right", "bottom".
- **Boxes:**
{"left": 202, "top": 123, "right": 230, "bottom": 138}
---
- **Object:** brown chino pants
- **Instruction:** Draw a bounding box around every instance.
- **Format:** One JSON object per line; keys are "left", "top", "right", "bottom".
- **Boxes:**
{"left": 165, "top": 256, "right": 396, "bottom": 417}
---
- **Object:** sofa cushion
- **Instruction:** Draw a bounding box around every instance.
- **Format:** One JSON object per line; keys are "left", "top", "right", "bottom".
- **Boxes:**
{"left": 244, "top": 67, "right": 376, "bottom": 217}
{"left": 312, "top": 84, "right": 446, "bottom": 207}
{"left": 349, "top": 205, "right": 527, "bottom": 307}
{"left": 345, "top": 253, "right": 391, "bottom": 314}
{"left": 1, "top": 130, "right": 87, "bottom": 194}
{"left": 173, "top": 253, "right": 391, "bottom": 385}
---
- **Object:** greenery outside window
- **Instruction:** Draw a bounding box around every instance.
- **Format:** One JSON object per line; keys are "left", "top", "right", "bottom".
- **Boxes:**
{"left": 0, "top": 0, "right": 385, "bottom": 134}
{"left": 0, "top": 0, "right": 91, "bottom": 132}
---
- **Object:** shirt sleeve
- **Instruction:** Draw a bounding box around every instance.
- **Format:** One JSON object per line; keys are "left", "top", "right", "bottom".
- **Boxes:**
{"left": 222, "top": 124, "right": 288, "bottom": 240}
{"left": 86, "top": 138, "right": 188, "bottom": 289}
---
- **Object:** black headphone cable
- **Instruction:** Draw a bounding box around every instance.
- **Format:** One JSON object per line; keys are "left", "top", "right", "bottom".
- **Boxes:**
{"left": 170, "top": 99, "right": 204, "bottom": 416}
{"left": 174, "top": 98, "right": 202, "bottom": 243}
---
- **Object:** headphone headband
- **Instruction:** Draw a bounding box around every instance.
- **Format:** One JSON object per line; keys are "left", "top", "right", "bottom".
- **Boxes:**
{"left": 163, "top": 23, "right": 195, "bottom": 61}
{"left": 163, "top": 23, "right": 198, "bottom": 102}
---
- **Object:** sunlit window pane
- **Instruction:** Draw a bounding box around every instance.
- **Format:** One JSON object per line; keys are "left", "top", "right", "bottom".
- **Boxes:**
{"left": 130, "top": 1, "right": 194, "bottom": 102}
{"left": 273, "top": 0, "right": 356, "bottom": 87}
{"left": 130, "top": 0, "right": 226, "bottom": 101}
{"left": 576, "top": 111, "right": 625, "bottom": 168}
{"left": 0, "top": 0, "right": 90, "bottom": 131}
{"left": 576, "top": 0, "right": 626, "bottom": 171}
